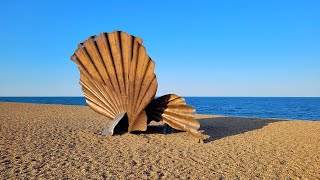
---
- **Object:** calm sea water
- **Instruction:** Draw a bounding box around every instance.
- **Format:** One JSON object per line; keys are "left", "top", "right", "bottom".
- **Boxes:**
{"left": 0, "top": 97, "right": 319, "bottom": 121}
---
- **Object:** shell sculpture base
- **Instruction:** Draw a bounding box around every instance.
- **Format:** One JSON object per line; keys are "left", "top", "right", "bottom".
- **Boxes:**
{"left": 71, "top": 31, "right": 208, "bottom": 143}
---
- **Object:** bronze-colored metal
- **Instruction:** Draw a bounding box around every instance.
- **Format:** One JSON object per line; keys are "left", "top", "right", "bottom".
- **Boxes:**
{"left": 71, "top": 31, "right": 207, "bottom": 142}
{"left": 146, "top": 94, "right": 207, "bottom": 142}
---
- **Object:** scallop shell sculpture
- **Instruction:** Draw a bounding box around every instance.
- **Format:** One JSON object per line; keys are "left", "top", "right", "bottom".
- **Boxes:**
{"left": 71, "top": 31, "right": 207, "bottom": 142}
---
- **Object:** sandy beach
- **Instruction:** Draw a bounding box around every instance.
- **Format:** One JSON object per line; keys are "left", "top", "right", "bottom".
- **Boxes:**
{"left": 1, "top": 102, "right": 319, "bottom": 179}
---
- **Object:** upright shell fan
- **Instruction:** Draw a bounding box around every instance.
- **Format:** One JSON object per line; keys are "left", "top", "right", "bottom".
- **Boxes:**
{"left": 71, "top": 31, "right": 207, "bottom": 142}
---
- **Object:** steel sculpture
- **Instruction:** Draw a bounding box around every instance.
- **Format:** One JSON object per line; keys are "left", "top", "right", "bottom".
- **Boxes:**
{"left": 71, "top": 31, "right": 207, "bottom": 142}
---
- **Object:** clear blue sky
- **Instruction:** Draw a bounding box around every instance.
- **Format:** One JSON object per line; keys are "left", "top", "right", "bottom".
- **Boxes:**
{"left": 0, "top": 0, "right": 319, "bottom": 97}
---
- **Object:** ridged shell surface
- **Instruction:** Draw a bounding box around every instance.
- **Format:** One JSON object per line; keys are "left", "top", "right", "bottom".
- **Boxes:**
{"left": 146, "top": 94, "right": 207, "bottom": 141}
{"left": 71, "top": 31, "right": 158, "bottom": 132}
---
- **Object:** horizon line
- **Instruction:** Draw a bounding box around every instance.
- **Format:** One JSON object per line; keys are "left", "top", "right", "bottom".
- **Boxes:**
{"left": 0, "top": 96, "right": 319, "bottom": 98}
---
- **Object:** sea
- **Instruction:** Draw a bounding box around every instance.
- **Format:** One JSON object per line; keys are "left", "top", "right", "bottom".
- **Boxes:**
{"left": 0, "top": 97, "right": 319, "bottom": 121}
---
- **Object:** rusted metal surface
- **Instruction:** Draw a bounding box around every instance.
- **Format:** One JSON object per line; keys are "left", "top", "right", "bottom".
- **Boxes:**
{"left": 71, "top": 31, "right": 207, "bottom": 142}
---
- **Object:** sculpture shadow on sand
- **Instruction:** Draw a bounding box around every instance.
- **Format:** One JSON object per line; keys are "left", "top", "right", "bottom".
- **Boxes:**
{"left": 197, "top": 117, "right": 284, "bottom": 142}
{"left": 133, "top": 116, "right": 285, "bottom": 143}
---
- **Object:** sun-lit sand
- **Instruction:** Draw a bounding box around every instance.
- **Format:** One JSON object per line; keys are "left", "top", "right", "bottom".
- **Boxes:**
{"left": 1, "top": 103, "right": 319, "bottom": 179}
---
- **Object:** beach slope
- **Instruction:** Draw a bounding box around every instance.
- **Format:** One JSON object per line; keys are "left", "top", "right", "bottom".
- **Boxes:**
{"left": 1, "top": 103, "right": 319, "bottom": 179}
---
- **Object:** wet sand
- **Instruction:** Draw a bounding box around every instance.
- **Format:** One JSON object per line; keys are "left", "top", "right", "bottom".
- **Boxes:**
{"left": 1, "top": 103, "right": 319, "bottom": 179}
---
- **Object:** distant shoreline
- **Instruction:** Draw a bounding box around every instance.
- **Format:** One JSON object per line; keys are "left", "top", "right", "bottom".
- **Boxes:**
{"left": 0, "top": 101, "right": 316, "bottom": 121}
{"left": 1, "top": 97, "right": 319, "bottom": 121}
{"left": 1, "top": 96, "right": 320, "bottom": 98}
